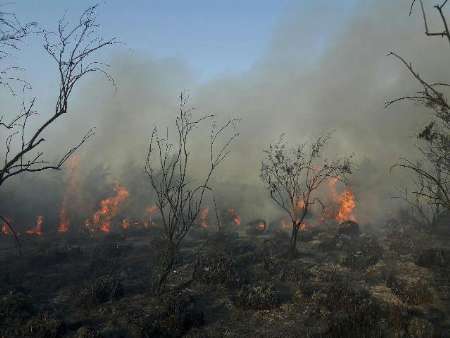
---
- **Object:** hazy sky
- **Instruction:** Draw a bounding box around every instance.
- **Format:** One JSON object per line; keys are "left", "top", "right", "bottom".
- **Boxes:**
{"left": 13, "top": 0, "right": 358, "bottom": 83}
{"left": 4, "top": 0, "right": 440, "bottom": 223}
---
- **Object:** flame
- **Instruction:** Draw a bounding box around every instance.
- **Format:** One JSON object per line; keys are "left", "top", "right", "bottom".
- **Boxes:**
{"left": 86, "top": 183, "right": 129, "bottom": 233}
{"left": 228, "top": 208, "right": 241, "bottom": 225}
{"left": 58, "top": 155, "right": 81, "bottom": 233}
{"left": 199, "top": 208, "right": 209, "bottom": 228}
{"left": 121, "top": 218, "right": 130, "bottom": 230}
{"left": 26, "top": 216, "right": 44, "bottom": 236}
{"left": 327, "top": 178, "right": 357, "bottom": 223}
{"left": 299, "top": 221, "right": 311, "bottom": 231}
{"left": 1, "top": 219, "right": 11, "bottom": 236}
{"left": 280, "top": 217, "right": 291, "bottom": 230}
{"left": 144, "top": 205, "right": 159, "bottom": 228}
{"left": 280, "top": 217, "right": 311, "bottom": 232}
{"left": 256, "top": 221, "right": 267, "bottom": 231}
{"left": 295, "top": 198, "right": 305, "bottom": 212}
{"left": 336, "top": 190, "right": 357, "bottom": 223}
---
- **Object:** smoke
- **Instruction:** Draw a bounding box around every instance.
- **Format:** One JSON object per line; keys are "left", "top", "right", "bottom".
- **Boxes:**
{"left": 1, "top": 0, "right": 448, "bottom": 229}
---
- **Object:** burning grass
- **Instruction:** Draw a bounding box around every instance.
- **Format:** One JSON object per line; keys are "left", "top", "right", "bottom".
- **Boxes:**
{"left": 0, "top": 189, "right": 449, "bottom": 336}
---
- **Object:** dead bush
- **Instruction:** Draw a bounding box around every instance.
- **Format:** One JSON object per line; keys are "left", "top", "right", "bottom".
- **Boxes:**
{"left": 313, "top": 282, "right": 385, "bottom": 337}
{"left": 193, "top": 252, "right": 240, "bottom": 287}
{"left": 77, "top": 276, "right": 124, "bottom": 308}
{"left": 235, "top": 283, "right": 281, "bottom": 310}
{"left": 23, "top": 315, "right": 65, "bottom": 338}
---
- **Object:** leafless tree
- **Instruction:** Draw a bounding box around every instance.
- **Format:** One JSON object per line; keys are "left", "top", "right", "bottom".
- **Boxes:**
{"left": 0, "top": 5, "right": 116, "bottom": 246}
{"left": 145, "top": 93, "right": 239, "bottom": 294}
{"left": 260, "top": 134, "right": 352, "bottom": 258}
{"left": 387, "top": 0, "right": 450, "bottom": 227}
{"left": 0, "top": 7, "right": 36, "bottom": 91}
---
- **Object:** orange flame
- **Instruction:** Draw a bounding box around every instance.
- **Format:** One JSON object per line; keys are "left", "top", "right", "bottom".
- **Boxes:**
{"left": 299, "top": 221, "right": 311, "bottom": 231}
{"left": 58, "top": 155, "right": 81, "bottom": 233}
{"left": 256, "top": 221, "right": 267, "bottom": 231}
{"left": 327, "top": 178, "right": 357, "bottom": 223}
{"left": 144, "top": 205, "right": 159, "bottom": 228}
{"left": 280, "top": 217, "right": 311, "bottom": 232}
{"left": 86, "top": 183, "right": 129, "bottom": 233}
{"left": 280, "top": 217, "right": 291, "bottom": 230}
{"left": 26, "top": 216, "right": 44, "bottom": 236}
{"left": 1, "top": 220, "right": 11, "bottom": 236}
{"left": 336, "top": 190, "right": 356, "bottom": 223}
{"left": 295, "top": 198, "right": 305, "bottom": 212}
{"left": 199, "top": 208, "right": 209, "bottom": 228}
{"left": 228, "top": 208, "right": 241, "bottom": 225}
{"left": 121, "top": 218, "right": 130, "bottom": 230}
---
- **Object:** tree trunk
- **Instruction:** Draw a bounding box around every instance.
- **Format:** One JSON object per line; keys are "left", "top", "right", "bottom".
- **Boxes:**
{"left": 289, "top": 221, "right": 299, "bottom": 258}
{"left": 155, "top": 241, "right": 177, "bottom": 295}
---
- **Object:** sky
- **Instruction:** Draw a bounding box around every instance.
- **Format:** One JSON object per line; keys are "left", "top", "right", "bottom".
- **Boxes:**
{"left": 12, "top": 0, "right": 358, "bottom": 84}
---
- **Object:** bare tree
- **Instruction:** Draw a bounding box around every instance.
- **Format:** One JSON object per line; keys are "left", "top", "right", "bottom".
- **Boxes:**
{"left": 0, "top": 7, "right": 36, "bottom": 90}
{"left": 387, "top": 0, "right": 450, "bottom": 227}
{"left": 261, "top": 134, "right": 352, "bottom": 258}
{"left": 145, "top": 93, "right": 239, "bottom": 294}
{"left": 0, "top": 5, "right": 116, "bottom": 245}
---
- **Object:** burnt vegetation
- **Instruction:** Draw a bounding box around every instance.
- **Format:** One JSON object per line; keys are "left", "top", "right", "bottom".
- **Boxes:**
{"left": 0, "top": 1, "right": 449, "bottom": 337}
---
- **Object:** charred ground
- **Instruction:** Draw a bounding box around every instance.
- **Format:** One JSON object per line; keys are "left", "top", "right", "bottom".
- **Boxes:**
{"left": 0, "top": 216, "right": 449, "bottom": 337}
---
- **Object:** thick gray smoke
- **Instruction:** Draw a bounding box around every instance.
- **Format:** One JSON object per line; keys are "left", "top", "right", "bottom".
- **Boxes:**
{"left": 1, "top": 0, "right": 448, "bottom": 229}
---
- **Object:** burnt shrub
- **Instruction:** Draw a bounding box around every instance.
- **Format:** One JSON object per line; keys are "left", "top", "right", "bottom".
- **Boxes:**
{"left": 281, "top": 260, "right": 313, "bottom": 285}
{"left": 341, "top": 236, "right": 383, "bottom": 270}
{"left": 157, "top": 290, "right": 204, "bottom": 336}
{"left": 337, "top": 220, "right": 360, "bottom": 238}
{"left": 235, "top": 283, "right": 281, "bottom": 310}
{"left": 23, "top": 315, "right": 65, "bottom": 338}
{"left": 416, "top": 248, "right": 450, "bottom": 269}
{"left": 313, "top": 282, "right": 385, "bottom": 337}
{"left": 0, "top": 292, "right": 36, "bottom": 337}
{"left": 77, "top": 276, "right": 124, "bottom": 307}
{"left": 193, "top": 252, "right": 240, "bottom": 287}
{"left": 0, "top": 292, "right": 35, "bottom": 323}
{"left": 386, "top": 275, "right": 433, "bottom": 305}
{"left": 75, "top": 327, "right": 102, "bottom": 338}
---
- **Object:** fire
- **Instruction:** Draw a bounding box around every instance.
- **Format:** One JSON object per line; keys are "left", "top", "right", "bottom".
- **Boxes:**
{"left": 58, "top": 155, "right": 81, "bottom": 233}
{"left": 86, "top": 183, "right": 129, "bottom": 233}
{"left": 280, "top": 217, "right": 310, "bottom": 231}
{"left": 228, "top": 208, "right": 241, "bottom": 225}
{"left": 26, "top": 216, "right": 44, "bottom": 236}
{"left": 1, "top": 220, "right": 11, "bottom": 236}
{"left": 144, "top": 205, "right": 159, "bottom": 228}
{"left": 299, "top": 221, "right": 311, "bottom": 231}
{"left": 280, "top": 217, "right": 291, "bottom": 230}
{"left": 336, "top": 190, "right": 357, "bottom": 223}
{"left": 199, "top": 208, "right": 209, "bottom": 228}
{"left": 327, "top": 178, "right": 357, "bottom": 223}
{"left": 295, "top": 198, "right": 305, "bottom": 212}
{"left": 121, "top": 219, "right": 130, "bottom": 230}
{"left": 256, "top": 221, "right": 267, "bottom": 231}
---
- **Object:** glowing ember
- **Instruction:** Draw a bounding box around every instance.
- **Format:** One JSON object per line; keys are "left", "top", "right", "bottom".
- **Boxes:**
{"left": 144, "top": 205, "right": 159, "bottom": 228}
{"left": 280, "top": 217, "right": 291, "bottom": 230}
{"left": 86, "top": 183, "right": 130, "bottom": 233}
{"left": 26, "top": 216, "right": 44, "bottom": 236}
{"left": 256, "top": 221, "right": 267, "bottom": 231}
{"left": 199, "top": 208, "right": 209, "bottom": 228}
{"left": 58, "top": 155, "right": 81, "bottom": 233}
{"left": 1, "top": 220, "right": 11, "bottom": 236}
{"left": 299, "top": 221, "right": 311, "bottom": 231}
{"left": 295, "top": 198, "right": 305, "bottom": 212}
{"left": 121, "top": 218, "right": 130, "bottom": 230}
{"left": 228, "top": 208, "right": 241, "bottom": 225}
